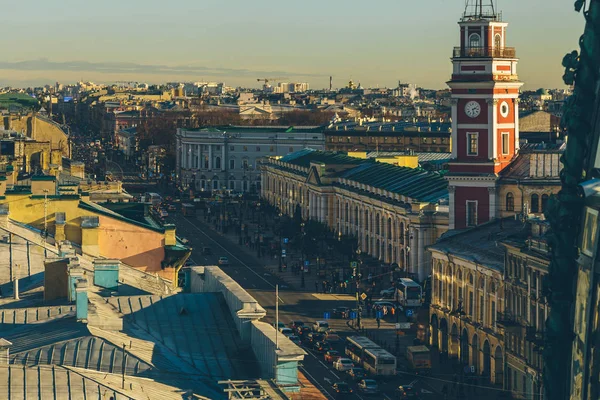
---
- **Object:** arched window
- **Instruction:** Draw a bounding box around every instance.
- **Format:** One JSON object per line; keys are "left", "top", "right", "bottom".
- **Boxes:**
{"left": 215, "top": 157, "right": 221, "bottom": 169}
{"left": 531, "top": 194, "right": 539, "bottom": 213}
{"left": 388, "top": 217, "right": 392, "bottom": 239}
{"left": 541, "top": 194, "right": 549, "bottom": 213}
{"left": 494, "top": 34, "right": 502, "bottom": 49}
{"left": 506, "top": 192, "right": 515, "bottom": 211}
{"left": 469, "top": 33, "right": 481, "bottom": 48}
{"left": 469, "top": 273, "right": 474, "bottom": 285}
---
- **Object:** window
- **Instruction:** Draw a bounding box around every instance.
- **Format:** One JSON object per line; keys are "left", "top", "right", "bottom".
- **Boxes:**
{"left": 541, "top": 194, "right": 549, "bottom": 213}
{"left": 469, "top": 33, "right": 481, "bottom": 48}
{"left": 243, "top": 146, "right": 248, "bottom": 151}
{"left": 530, "top": 194, "right": 539, "bottom": 213}
{"left": 203, "top": 157, "right": 209, "bottom": 169}
{"left": 270, "top": 146, "right": 275, "bottom": 152}
{"left": 491, "top": 301, "right": 496, "bottom": 327}
{"left": 243, "top": 159, "right": 249, "bottom": 170}
{"left": 216, "top": 145, "right": 220, "bottom": 151}
{"left": 215, "top": 157, "right": 221, "bottom": 169}
{"left": 256, "top": 146, "right": 261, "bottom": 151}
{"left": 479, "top": 295, "right": 484, "bottom": 322}
{"left": 230, "top": 145, "right": 235, "bottom": 151}
{"left": 495, "top": 34, "right": 502, "bottom": 49}
{"left": 467, "top": 133, "right": 478, "bottom": 156}
{"left": 582, "top": 207, "right": 599, "bottom": 257}
{"left": 229, "top": 180, "right": 235, "bottom": 190}
{"left": 469, "top": 291, "right": 474, "bottom": 317}
{"left": 466, "top": 201, "right": 478, "bottom": 227}
{"left": 289, "top": 147, "right": 294, "bottom": 152}
{"left": 502, "top": 132, "right": 510, "bottom": 155}
{"left": 229, "top": 159, "right": 235, "bottom": 170}
{"left": 506, "top": 192, "right": 514, "bottom": 211}
{"left": 212, "top": 180, "right": 218, "bottom": 189}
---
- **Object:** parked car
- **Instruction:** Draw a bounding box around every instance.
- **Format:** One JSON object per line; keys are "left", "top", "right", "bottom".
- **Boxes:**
{"left": 380, "top": 287, "right": 396, "bottom": 298}
{"left": 358, "top": 379, "right": 379, "bottom": 395}
{"left": 312, "top": 321, "right": 330, "bottom": 333}
{"left": 280, "top": 328, "right": 294, "bottom": 337}
{"left": 397, "top": 384, "right": 419, "bottom": 399}
{"left": 324, "top": 350, "right": 341, "bottom": 363}
{"left": 333, "top": 307, "right": 350, "bottom": 318}
{"left": 218, "top": 256, "right": 229, "bottom": 265}
{"left": 334, "top": 358, "right": 354, "bottom": 372}
{"left": 289, "top": 321, "right": 305, "bottom": 330}
{"left": 347, "top": 367, "right": 366, "bottom": 382}
{"left": 331, "top": 382, "right": 352, "bottom": 398}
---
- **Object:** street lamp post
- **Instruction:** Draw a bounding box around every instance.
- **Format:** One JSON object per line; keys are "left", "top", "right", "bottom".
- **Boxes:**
{"left": 355, "top": 247, "right": 362, "bottom": 329}
{"left": 300, "top": 222, "right": 305, "bottom": 288}
{"left": 277, "top": 212, "right": 283, "bottom": 273}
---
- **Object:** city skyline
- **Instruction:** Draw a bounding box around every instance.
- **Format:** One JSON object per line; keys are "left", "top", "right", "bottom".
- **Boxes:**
{"left": 0, "top": 0, "right": 583, "bottom": 89}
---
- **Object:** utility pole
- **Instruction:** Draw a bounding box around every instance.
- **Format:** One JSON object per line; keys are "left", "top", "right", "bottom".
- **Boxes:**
{"left": 43, "top": 189, "right": 48, "bottom": 257}
{"left": 122, "top": 343, "right": 126, "bottom": 389}
{"left": 275, "top": 285, "right": 279, "bottom": 350}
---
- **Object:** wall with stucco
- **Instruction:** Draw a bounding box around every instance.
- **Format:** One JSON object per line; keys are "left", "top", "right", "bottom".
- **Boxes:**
{"left": 8, "top": 113, "right": 70, "bottom": 157}
{"left": 3, "top": 194, "right": 167, "bottom": 275}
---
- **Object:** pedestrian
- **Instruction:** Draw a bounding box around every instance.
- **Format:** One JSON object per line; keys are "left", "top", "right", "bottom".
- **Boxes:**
{"left": 376, "top": 317, "right": 381, "bottom": 329}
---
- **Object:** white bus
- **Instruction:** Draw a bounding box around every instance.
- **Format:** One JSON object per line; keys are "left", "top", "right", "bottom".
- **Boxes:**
{"left": 345, "top": 336, "right": 379, "bottom": 365}
{"left": 396, "top": 278, "right": 423, "bottom": 308}
{"left": 362, "top": 347, "right": 397, "bottom": 377}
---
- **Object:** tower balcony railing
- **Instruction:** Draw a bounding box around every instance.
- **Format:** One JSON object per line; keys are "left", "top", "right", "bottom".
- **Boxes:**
{"left": 453, "top": 46, "right": 517, "bottom": 59}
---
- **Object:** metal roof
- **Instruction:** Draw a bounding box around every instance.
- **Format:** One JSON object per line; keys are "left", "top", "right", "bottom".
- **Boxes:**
{"left": 340, "top": 162, "right": 448, "bottom": 203}
{"left": 280, "top": 149, "right": 367, "bottom": 168}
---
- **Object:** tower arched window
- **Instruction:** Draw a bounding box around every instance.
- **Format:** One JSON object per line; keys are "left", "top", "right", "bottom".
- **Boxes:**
{"left": 469, "top": 33, "right": 481, "bottom": 49}
{"left": 541, "top": 194, "right": 549, "bottom": 213}
{"left": 494, "top": 34, "right": 502, "bottom": 49}
{"left": 506, "top": 192, "right": 515, "bottom": 211}
{"left": 531, "top": 194, "right": 539, "bottom": 213}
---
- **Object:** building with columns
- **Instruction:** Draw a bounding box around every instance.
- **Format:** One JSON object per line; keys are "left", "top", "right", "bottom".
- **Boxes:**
{"left": 261, "top": 149, "right": 449, "bottom": 281}
{"left": 175, "top": 126, "right": 324, "bottom": 193}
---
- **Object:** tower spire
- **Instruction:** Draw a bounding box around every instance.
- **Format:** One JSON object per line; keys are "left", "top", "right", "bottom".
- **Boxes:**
{"left": 462, "top": 0, "right": 499, "bottom": 21}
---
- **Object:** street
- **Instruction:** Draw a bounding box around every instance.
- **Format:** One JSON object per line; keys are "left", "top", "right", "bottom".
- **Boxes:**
{"left": 172, "top": 213, "right": 443, "bottom": 400}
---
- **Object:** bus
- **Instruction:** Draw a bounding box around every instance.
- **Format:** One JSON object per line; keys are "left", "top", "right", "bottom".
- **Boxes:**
{"left": 144, "top": 192, "right": 162, "bottom": 207}
{"left": 396, "top": 278, "right": 423, "bottom": 308}
{"left": 362, "top": 347, "right": 397, "bottom": 377}
{"left": 406, "top": 345, "right": 431, "bottom": 375}
{"left": 345, "top": 336, "right": 379, "bottom": 364}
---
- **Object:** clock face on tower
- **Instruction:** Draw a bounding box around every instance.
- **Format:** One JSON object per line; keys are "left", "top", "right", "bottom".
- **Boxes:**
{"left": 464, "top": 101, "right": 481, "bottom": 118}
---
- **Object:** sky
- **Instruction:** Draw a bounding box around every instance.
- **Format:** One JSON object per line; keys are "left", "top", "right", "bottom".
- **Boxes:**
{"left": 0, "top": 0, "right": 585, "bottom": 90}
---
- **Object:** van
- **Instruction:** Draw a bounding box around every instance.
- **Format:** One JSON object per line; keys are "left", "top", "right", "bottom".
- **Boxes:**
{"left": 312, "top": 321, "right": 330, "bottom": 333}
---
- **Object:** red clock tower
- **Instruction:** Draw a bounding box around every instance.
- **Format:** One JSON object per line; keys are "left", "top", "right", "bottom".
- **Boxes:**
{"left": 447, "top": 1, "right": 523, "bottom": 230}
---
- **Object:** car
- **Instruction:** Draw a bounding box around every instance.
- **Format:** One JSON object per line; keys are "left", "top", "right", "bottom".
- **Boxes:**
{"left": 358, "top": 379, "right": 379, "bottom": 395}
{"left": 289, "top": 321, "right": 305, "bottom": 330}
{"left": 297, "top": 326, "right": 311, "bottom": 337}
{"left": 324, "top": 332, "right": 341, "bottom": 342}
{"left": 288, "top": 335, "right": 302, "bottom": 346}
{"left": 218, "top": 256, "right": 229, "bottom": 265}
{"left": 312, "top": 321, "right": 330, "bottom": 333}
{"left": 346, "top": 367, "right": 366, "bottom": 382}
{"left": 202, "top": 247, "right": 212, "bottom": 255}
{"left": 333, "top": 307, "right": 350, "bottom": 318}
{"left": 380, "top": 287, "right": 396, "bottom": 298}
{"left": 324, "top": 350, "right": 341, "bottom": 363}
{"left": 306, "top": 332, "right": 324, "bottom": 344}
{"left": 397, "top": 384, "right": 419, "bottom": 399}
{"left": 331, "top": 382, "right": 352, "bottom": 397}
{"left": 314, "top": 341, "right": 332, "bottom": 353}
{"left": 274, "top": 321, "right": 286, "bottom": 331}
{"left": 280, "top": 328, "right": 294, "bottom": 337}
{"left": 333, "top": 358, "right": 354, "bottom": 372}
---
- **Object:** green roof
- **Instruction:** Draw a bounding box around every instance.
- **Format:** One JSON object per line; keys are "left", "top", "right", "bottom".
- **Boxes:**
{"left": 0, "top": 93, "right": 39, "bottom": 109}
{"left": 280, "top": 149, "right": 367, "bottom": 168}
{"left": 339, "top": 162, "right": 448, "bottom": 203}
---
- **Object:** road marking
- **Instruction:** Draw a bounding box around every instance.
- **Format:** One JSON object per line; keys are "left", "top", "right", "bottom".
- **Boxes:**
{"left": 179, "top": 216, "right": 283, "bottom": 299}
{"left": 299, "top": 366, "right": 335, "bottom": 400}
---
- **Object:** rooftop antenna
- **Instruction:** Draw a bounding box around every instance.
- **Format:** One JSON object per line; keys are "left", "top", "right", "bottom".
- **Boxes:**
{"left": 462, "top": 0, "right": 499, "bottom": 21}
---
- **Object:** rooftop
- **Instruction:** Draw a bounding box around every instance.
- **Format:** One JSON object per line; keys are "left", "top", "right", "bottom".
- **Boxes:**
{"left": 280, "top": 148, "right": 367, "bottom": 168}
{"left": 428, "top": 218, "right": 528, "bottom": 272}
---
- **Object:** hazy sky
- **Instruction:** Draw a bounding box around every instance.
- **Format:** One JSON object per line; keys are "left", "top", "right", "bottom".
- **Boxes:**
{"left": 0, "top": 0, "right": 585, "bottom": 89}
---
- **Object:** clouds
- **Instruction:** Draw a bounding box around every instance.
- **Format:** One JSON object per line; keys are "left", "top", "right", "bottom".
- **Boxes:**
{"left": 0, "top": 58, "right": 323, "bottom": 78}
